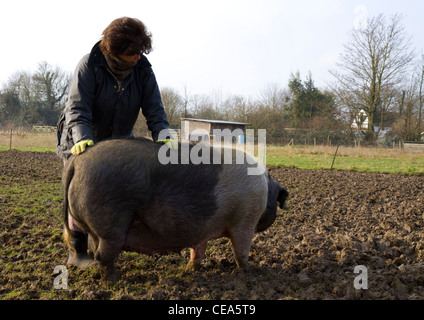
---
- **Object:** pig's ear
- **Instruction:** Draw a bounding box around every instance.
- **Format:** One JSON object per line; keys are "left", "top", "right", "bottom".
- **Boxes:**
{"left": 278, "top": 187, "right": 289, "bottom": 209}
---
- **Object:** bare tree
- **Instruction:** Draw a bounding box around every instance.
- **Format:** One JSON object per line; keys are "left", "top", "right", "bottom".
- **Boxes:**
{"left": 32, "top": 62, "right": 70, "bottom": 110}
{"left": 160, "top": 87, "right": 183, "bottom": 127}
{"left": 330, "top": 14, "right": 415, "bottom": 141}
{"left": 190, "top": 93, "right": 222, "bottom": 120}
{"left": 181, "top": 83, "right": 193, "bottom": 118}
{"left": 418, "top": 54, "right": 424, "bottom": 136}
{"left": 222, "top": 94, "right": 250, "bottom": 123}
{"left": 0, "top": 62, "right": 71, "bottom": 126}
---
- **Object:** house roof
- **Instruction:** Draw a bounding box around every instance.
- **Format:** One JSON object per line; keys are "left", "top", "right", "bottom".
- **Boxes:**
{"left": 181, "top": 118, "right": 251, "bottom": 126}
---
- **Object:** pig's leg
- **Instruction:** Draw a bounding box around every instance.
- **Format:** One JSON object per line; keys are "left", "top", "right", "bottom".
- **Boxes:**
{"left": 87, "top": 234, "right": 99, "bottom": 254}
{"left": 186, "top": 241, "right": 208, "bottom": 271}
{"left": 229, "top": 227, "right": 255, "bottom": 268}
{"left": 95, "top": 236, "right": 125, "bottom": 283}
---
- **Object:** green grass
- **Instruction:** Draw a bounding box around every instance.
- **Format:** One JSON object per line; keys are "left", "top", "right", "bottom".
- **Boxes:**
{"left": 266, "top": 145, "right": 424, "bottom": 174}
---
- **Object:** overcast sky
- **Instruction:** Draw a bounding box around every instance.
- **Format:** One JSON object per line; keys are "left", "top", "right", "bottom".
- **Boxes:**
{"left": 0, "top": 0, "right": 423, "bottom": 98}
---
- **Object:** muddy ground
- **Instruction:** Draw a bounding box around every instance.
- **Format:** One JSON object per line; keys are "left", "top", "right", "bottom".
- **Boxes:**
{"left": 0, "top": 150, "right": 424, "bottom": 300}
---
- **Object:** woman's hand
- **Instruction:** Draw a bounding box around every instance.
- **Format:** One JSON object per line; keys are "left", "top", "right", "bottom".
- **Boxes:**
{"left": 71, "top": 140, "right": 94, "bottom": 155}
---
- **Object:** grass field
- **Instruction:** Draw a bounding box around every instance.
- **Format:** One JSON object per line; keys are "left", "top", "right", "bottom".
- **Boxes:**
{"left": 266, "top": 145, "right": 424, "bottom": 174}
{"left": 0, "top": 131, "right": 57, "bottom": 152}
{"left": 1, "top": 132, "right": 423, "bottom": 174}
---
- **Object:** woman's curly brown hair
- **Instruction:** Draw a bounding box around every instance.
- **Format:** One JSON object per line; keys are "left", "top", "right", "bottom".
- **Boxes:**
{"left": 99, "top": 17, "right": 153, "bottom": 57}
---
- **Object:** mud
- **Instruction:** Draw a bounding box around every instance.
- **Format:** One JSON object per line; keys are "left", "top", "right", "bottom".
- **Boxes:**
{"left": 1, "top": 150, "right": 423, "bottom": 299}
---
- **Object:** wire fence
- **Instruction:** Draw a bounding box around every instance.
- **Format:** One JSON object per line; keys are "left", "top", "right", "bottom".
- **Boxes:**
{"left": 1, "top": 125, "right": 422, "bottom": 152}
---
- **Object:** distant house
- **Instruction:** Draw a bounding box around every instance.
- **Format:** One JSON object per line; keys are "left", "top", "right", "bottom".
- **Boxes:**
{"left": 180, "top": 118, "right": 251, "bottom": 143}
{"left": 351, "top": 109, "right": 393, "bottom": 141}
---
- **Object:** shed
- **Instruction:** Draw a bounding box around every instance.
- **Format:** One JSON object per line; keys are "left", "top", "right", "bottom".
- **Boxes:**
{"left": 180, "top": 118, "right": 251, "bottom": 143}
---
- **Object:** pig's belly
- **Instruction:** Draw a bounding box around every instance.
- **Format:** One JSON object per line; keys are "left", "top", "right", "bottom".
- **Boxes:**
{"left": 122, "top": 220, "right": 222, "bottom": 255}
{"left": 122, "top": 237, "right": 186, "bottom": 255}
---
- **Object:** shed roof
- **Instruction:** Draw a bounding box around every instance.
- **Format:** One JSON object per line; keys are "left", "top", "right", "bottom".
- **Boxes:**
{"left": 181, "top": 118, "right": 251, "bottom": 126}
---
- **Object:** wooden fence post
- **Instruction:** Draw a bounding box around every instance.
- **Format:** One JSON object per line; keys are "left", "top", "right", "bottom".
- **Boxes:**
{"left": 9, "top": 128, "right": 12, "bottom": 150}
{"left": 331, "top": 144, "right": 340, "bottom": 170}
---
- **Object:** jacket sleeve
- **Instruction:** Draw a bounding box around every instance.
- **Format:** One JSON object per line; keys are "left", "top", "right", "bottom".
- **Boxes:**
{"left": 65, "top": 54, "right": 95, "bottom": 144}
{"left": 140, "top": 64, "right": 170, "bottom": 141}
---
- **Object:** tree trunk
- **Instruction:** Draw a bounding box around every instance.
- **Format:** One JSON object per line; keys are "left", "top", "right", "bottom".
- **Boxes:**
{"left": 366, "top": 111, "right": 376, "bottom": 142}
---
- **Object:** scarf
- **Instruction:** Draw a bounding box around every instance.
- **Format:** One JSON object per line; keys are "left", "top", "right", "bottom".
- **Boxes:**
{"left": 104, "top": 54, "right": 135, "bottom": 81}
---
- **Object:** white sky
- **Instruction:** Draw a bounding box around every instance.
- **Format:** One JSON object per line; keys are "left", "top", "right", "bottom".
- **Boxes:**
{"left": 0, "top": 0, "right": 423, "bottom": 98}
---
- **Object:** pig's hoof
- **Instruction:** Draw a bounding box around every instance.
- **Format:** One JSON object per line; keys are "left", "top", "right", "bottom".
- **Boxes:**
{"left": 185, "top": 262, "right": 200, "bottom": 272}
{"left": 67, "top": 253, "right": 98, "bottom": 269}
{"left": 100, "top": 266, "right": 120, "bottom": 284}
{"left": 102, "top": 272, "right": 119, "bottom": 285}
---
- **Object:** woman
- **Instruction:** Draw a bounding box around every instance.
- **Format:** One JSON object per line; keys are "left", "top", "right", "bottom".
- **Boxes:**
{"left": 57, "top": 17, "right": 172, "bottom": 268}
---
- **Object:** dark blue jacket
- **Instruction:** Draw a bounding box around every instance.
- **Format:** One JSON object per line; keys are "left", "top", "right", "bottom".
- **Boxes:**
{"left": 57, "top": 41, "right": 169, "bottom": 160}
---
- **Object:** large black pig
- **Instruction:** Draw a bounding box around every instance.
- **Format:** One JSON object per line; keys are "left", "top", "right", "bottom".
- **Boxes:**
{"left": 62, "top": 138, "right": 288, "bottom": 282}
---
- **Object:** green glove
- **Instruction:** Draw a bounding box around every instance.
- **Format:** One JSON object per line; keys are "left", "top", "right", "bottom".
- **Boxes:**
{"left": 71, "top": 139, "right": 94, "bottom": 155}
{"left": 156, "top": 138, "right": 178, "bottom": 149}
